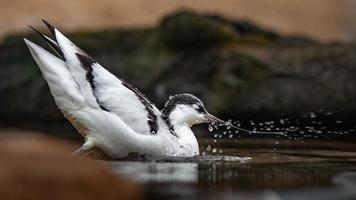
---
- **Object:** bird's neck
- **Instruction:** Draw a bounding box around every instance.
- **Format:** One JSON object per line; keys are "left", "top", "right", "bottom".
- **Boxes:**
{"left": 170, "top": 119, "right": 199, "bottom": 144}
{"left": 161, "top": 107, "right": 196, "bottom": 138}
{"left": 162, "top": 112, "right": 194, "bottom": 137}
{"left": 161, "top": 113, "right": 190, "bottom": 137}
{"left": 161, "top": 113, "right": 199, "bottom": 155}
{"left": 171, "top": 121, "right": 199, "bottom": 154}
{"left": 170, "top": 120, "right": 192, "bottom": 137}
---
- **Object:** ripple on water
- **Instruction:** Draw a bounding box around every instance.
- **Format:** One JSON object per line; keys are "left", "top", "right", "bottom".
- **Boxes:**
{"left": 115, "top": 153, "right": 251, "bottom": 163}
{"left": 110, "top": 155, "right": 250, "bottom": 183}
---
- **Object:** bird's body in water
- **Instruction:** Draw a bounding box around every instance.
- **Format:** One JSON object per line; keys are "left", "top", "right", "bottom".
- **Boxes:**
{"left": 24, "top": 20, "right": 231, "bottom": 158}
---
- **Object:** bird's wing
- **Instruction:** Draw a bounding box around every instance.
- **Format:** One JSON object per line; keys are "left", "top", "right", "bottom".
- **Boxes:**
{"left": 34, "top": 21, "right": 161, "bottom": 135}
{"left": 25, "top": 38, "right": 164, "bottom": 158}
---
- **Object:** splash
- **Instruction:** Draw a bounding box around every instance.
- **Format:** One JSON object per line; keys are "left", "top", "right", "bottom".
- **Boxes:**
{"left": 204, "top": 109, "right": 356, "bottom": 156}
{"left": 208, "top": 109, "right": 355, "bottom": 141}
{"left": 216, "top": 120, "right": 287, "bottom": 137}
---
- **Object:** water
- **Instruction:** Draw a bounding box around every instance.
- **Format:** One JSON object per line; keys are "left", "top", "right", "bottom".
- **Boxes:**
{"left": 109, "top": 139, "right": 356, "bottom": 200}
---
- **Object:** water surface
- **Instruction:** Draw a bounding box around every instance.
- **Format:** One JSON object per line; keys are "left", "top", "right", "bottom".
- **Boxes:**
{"left": 109, "top": 139, "right": 356, "bottom": 200}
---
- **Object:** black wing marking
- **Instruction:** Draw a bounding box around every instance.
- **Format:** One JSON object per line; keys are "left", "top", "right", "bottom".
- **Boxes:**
{"left": 161, "top": 105, "right": 178, "bottom": 137}
{"left": 76, "top": 53, "right": 108, "bottom": 111}
{"left": 76, "top": 53, "right": 158, "bottom": 135}
{"left": 28, "top": 25, "right": 64, "bottom": 59}
{"left": 120, "top": 81, "right": 158, "bottom": 134}
{"left": 42, "top": 19, "right": 57, "bottom": 41}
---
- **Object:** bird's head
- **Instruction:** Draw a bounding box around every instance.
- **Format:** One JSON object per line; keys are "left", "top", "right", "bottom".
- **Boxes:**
{"left": 162, "top": 93, "right": 226, "bottom": 127}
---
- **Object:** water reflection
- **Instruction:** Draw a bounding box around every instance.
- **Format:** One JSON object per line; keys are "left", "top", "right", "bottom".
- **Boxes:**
{"left": 333, "top": 172, "right": 356, "bottom": 188}
{"left": 110, "top": 155, "right": 250, "bottom": 183}
{"left": 110, "top": 162, "right": 199, "bottom": 183}
{"left": 225, "top": 187, "right": 356, "bottom": 200}
{"left": 109, "top": 149, "right": 356, "bottom": 200}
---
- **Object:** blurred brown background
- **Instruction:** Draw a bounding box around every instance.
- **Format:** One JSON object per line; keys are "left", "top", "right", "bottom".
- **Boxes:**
{"left": 1, "top": 0, "right": 356, "bottom": 42}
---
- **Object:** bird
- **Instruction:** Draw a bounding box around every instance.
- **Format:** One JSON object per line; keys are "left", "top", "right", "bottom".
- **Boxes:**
{"left": 24, "top": 20, "right": 237, "bottom": 158}
{"left": 24, "top": 21, "right": 286, "bottom": 158}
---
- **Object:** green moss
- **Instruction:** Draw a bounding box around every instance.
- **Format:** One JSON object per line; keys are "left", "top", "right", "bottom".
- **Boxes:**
{"left": 208, "top": 52, "right": 270, "bottom": 114}
{"left": 160, "top": 9, "right": 238, "bottom": 51}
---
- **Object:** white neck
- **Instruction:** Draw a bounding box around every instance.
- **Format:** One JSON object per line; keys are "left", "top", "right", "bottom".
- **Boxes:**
{"left": 170, "top": 120, "right": 192, "bottom": 137}
{"left": 170, "top": 120, "right": 200, "bottom": 155}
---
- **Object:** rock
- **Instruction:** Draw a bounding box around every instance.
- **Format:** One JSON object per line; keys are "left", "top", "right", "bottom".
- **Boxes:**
{"left": 0, "top": 132, "right": 141, "bottom": 200}
{"left": 159, "top": 9, "right": 237, "bottom": 51}
{"left": 204, "top": 14, "right": 281, "bottom": 41}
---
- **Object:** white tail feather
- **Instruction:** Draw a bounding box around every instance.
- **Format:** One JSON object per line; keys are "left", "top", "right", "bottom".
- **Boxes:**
{"left": 24, "top": 38, "right": 85, "bottom": 111}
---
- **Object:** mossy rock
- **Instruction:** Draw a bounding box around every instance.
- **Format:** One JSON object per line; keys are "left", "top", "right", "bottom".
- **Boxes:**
{"left": 205, "top": 15, "right": 280, "bottom": 40}
{"left": 160, "top": 10, "right": 237, "bottom": 51}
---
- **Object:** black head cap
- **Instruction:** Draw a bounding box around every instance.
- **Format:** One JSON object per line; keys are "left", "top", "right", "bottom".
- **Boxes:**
{"left": 161, "top": 93, "right": 208, "bottom": 137}
{"left": 163, "top": 93, "right": 206, "bottom": 115}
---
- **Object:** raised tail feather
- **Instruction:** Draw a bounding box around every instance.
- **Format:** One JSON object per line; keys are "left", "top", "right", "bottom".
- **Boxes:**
{"left": 24, "top": 39, "right": 90, "bottom": 137}
{"left": 29, "top": 20, "right": 103, "bottom": 110}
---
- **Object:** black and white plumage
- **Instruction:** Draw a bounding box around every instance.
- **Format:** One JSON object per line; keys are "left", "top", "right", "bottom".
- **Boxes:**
{"left": 24, "top": 21, "right": 230, "bottom": 158}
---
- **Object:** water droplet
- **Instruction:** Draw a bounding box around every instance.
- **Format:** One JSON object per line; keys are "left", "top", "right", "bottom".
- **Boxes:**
{"left": 310, "top": 112, "right": 316, "bottom": 118}
{"left": 212, "top": 148, "right": 217, "bottom": 153}
{"left": 206, "top": 145, "right": 211, "bottom": 151}
{"left": 229, "top": 134, "right": 233, "bottom": 138}
{"left": 208, "top": 124, "right": 214, "bottom": 132}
